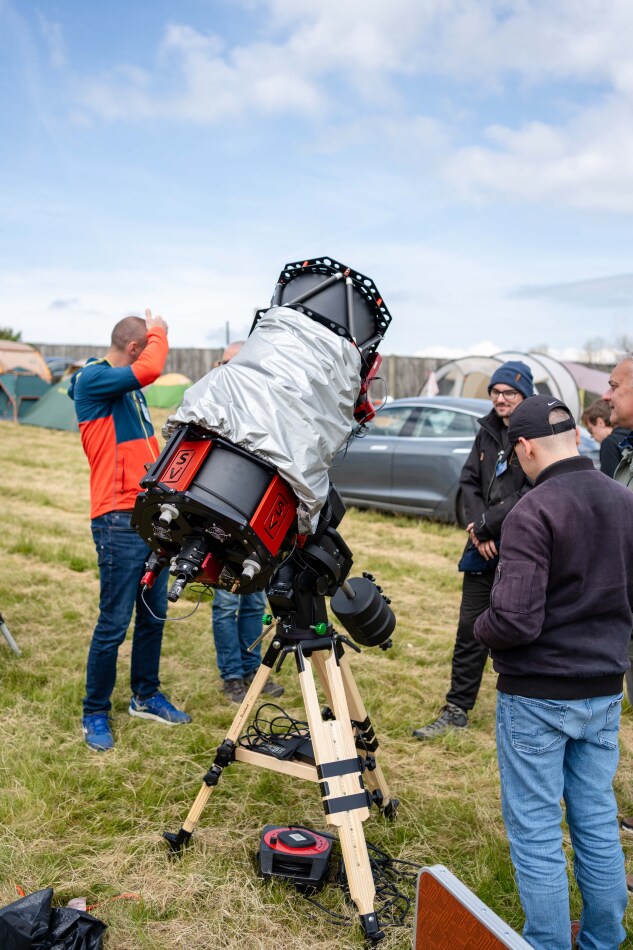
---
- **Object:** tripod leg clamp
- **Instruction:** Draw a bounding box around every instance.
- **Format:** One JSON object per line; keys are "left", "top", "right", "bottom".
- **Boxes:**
{"left": 359, "top": 912, "right": 385, "bottom": 944}
{"left": 203, "top": 739, "right": 236, "bottom": 785}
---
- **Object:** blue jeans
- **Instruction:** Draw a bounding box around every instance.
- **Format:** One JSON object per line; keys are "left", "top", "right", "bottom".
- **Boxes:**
{"left": 496, "top": 691, "right": 627, "bottom": 950}
{"left": 84, "top": 511, "right": 168, "bottom": 715}
{"left": 211, "top": 588, "right": 266, "bottom": 681}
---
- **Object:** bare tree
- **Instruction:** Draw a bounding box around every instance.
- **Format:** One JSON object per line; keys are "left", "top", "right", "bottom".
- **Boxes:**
{"left": 582, "top": 337, "right": 607, "bottom": 363}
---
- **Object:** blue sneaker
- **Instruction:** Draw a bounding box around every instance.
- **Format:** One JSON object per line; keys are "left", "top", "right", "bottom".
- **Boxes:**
{"left": 128, "top": 691, "right": 191, "bottom": 725}
{"left": 82, "top": 713, "right": 114, "bottom": 751}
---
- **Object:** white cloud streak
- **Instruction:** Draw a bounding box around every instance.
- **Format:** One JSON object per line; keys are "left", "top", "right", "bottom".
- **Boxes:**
{"left": 72, "top": 1, "right": 633, "bottom": 212}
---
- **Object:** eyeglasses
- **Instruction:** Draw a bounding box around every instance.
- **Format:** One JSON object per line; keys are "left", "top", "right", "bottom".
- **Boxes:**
{"left": 490, "top": 387, "right": 521, "bottom": 401}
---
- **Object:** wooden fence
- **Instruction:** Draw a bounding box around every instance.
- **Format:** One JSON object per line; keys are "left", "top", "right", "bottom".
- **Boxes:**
{"left": 35, "top": 343, "right": 442, "bottom": 400}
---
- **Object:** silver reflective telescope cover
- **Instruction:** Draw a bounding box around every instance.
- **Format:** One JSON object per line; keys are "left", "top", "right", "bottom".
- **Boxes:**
{"left": 167, "top": 306, "right": 361, "bottom": 530}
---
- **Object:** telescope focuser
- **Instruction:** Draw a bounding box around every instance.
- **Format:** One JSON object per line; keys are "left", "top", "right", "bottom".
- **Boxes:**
{"left": 168, "top": 537, "right": 209, "bottom": 602}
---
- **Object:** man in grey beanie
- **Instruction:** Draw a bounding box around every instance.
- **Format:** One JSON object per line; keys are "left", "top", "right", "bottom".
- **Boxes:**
{"left": 413, "top": 359, "right": 534, "bottom": 739}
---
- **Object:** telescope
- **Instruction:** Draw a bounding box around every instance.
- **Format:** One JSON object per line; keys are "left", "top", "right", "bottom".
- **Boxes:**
{"left": 132, "top": 256, "right": 393, "bottom": 614}
{"left": 131, "top": 257, "right": 398, "bottom": 944}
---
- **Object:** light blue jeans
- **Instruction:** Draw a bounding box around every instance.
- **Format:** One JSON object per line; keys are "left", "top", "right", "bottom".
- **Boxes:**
{"left": 496, "top": 691, "right": 627, "bottom": 950}
{"left": 211, "top": 588, "right": 267, "bottom": 681}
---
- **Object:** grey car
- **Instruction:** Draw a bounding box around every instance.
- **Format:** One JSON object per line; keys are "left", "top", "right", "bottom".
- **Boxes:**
{"left": 329, "top": 396, "right": 600, "bottom": 524}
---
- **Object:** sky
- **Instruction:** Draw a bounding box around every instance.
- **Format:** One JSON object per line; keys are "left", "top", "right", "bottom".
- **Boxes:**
{"left": 1, "top": 0, "right": 633, "bottom": 358}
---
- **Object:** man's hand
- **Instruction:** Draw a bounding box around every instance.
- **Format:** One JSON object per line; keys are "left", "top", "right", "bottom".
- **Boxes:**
{"left": 467, "top": 522, "right": 498, "bottom": 560}
{"left": 145, "top": 308, "right": 168, "bottom": 335}
{"left": 475, "top": 539, "right": 498, "bottom": 561}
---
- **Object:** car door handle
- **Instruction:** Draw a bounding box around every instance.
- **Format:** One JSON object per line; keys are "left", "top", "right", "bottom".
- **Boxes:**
{"left": 370, "top": 445, "right": 389, "bottom": 451}
{"left": 452, "top": 448, "right": 471, "bottom": 454}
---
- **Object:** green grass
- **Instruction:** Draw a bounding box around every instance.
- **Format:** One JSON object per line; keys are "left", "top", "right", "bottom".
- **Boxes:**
{"left": 1, "top": 417, "right": 632, "bottom": 948}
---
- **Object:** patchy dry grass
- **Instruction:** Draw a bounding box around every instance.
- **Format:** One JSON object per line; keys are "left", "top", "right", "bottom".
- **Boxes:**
{"left": 1, "top": 416, "right": 632, "bottom": 948}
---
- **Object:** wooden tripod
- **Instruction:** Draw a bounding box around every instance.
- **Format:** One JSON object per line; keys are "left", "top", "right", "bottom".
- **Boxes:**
{"left": 164, "top": 629, "right": 398, "bottom": 945}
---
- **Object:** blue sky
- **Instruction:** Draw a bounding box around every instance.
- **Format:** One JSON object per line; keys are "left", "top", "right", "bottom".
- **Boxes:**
{"left": 1, "top": 0, "right": 633, "bottom": 357}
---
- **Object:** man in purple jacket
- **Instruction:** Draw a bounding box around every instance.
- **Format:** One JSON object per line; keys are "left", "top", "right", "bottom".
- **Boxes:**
{"left": 474, "top": 394, "right": 633, "bottom": 950}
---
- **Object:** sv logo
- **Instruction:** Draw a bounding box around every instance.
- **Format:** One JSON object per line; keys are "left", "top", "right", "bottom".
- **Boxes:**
{"left": 165, "top": 449, "right": 195, "bottom": 483}
{"left": 264, "top": 495, "right": 288, "bottom": 538}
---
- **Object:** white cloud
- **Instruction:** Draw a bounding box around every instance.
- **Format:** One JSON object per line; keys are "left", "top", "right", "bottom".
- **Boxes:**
{"left": 444, "top": 94, "right": 633, "bottom": 211}
{"left": 36, "top": 12, "right": 66, "bottom": 68}
{"left": 71, "top": 1, "right": 633, "bottom": 212}
{"left": 0, "top": 265, "right": 267, "bottom": 348}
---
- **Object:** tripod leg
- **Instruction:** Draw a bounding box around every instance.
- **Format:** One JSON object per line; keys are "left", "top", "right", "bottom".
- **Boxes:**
{"left": 164, "top": 658, "right": 275, "bottom": 852}
{"left": 297, "top": 647, "right": 384, "bottom": 944}
{"left": 312, "top": 650, "right": 397, "bottom": 818}
{"left": 0, "top": 613, "right": 21, "bottom": 657}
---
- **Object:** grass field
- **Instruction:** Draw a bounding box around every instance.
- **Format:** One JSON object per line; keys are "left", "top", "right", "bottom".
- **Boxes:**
{"left": 1, "top": 413, "right": 632, "bottom": 949}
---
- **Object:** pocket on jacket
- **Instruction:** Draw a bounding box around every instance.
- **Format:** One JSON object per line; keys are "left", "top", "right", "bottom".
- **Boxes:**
{"left": 510, "top": 696, "right": 566, "bottom": 754}
{"left": 491, "top": 559, "right": 536, "bottom": 614}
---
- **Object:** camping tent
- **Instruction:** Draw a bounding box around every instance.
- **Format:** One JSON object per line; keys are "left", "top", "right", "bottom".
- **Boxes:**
{"left": 21, "top": 378, "right": 78, "bottom": 432}
{"left": 144, "top": 372, "right": 192, "bottom": 408}
{"left": 0, "top": 372, "right": 50, "bottom": 422}
{"left": 0, "top": 341, "right": 51, "bottom": 382}
{"left": 425, "top": 351, "right": 591, "bottom": 420}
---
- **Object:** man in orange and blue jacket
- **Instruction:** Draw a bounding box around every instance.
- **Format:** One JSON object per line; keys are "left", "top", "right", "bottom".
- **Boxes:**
{"left": 69, "top": 310, "right": 190, "bottom": 751}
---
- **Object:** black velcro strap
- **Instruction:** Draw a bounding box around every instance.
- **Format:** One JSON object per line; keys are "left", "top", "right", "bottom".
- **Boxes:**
{"left": 317, "top": 758, "right": 359, "bottom": 780}
{"left": 323, "top": 791, "right": 370, "bottom": 815}
{"left": 352, "top": 715, "right": 371, "bottom": 731}
{"left": 356, "top": 735, "right": 379, "bottom": 752}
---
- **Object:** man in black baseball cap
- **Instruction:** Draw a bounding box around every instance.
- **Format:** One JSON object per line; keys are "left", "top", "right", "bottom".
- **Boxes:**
{"left": 474, "top": 395, "right": 632, "bottom": 949}
{"left": 507, "top": 394, "right": 576, "bottom": 446}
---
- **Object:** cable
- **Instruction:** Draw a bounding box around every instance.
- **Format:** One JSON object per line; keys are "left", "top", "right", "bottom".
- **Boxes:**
{"left": 140, "top": 584, "right": 210, "bottom": 622}
{"left": 263, "top": 831, "right": 421, "bottom": 931}
{"left": 238, "top": 703, "right": 309, "bottom": 754}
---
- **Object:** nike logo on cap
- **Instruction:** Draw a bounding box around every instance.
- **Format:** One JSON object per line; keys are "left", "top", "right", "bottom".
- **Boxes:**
{"left": 547, "top": 400, "right": 557, "bottom": 406}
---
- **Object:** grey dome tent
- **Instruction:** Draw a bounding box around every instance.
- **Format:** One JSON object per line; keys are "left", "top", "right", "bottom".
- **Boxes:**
{"left": 426, "top": 352, "right": 585, "bottom": 421}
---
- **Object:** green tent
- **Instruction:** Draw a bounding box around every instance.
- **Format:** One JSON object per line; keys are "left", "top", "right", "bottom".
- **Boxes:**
{"left": 21, "top": 378, "right": 79, "bottom": 432}
{"left": 0, "top": 370, "right": 50, "bottom": 422}
{"left": 144, "top": 372, "right": 191, "bottom": 408}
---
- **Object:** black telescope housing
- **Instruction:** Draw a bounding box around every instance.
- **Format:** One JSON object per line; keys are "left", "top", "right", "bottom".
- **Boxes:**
{"left": 254, "top": 256, "right": 392, "bottom": 368}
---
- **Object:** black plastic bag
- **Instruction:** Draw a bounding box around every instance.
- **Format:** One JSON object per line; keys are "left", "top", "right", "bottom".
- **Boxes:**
{"left": 0, "top": 887, "right": 106, "bottom": 949}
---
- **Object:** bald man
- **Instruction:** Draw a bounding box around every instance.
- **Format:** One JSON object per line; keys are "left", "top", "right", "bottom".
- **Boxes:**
{"left": 69, "top": 311, "right": 190, "bottom": 751}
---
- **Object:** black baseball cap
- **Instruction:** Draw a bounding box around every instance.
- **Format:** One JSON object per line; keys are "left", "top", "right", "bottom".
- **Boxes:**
{"left": 507, "top": 394, "right": 576, "bottom": 445}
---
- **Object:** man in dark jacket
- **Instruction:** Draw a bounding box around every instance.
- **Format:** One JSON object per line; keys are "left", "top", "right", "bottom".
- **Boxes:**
{"left": 412, "top": 360, "right": 534, "bottom": 739}
{"left": 474, "top": 395, "right": 632, "bottom": 950}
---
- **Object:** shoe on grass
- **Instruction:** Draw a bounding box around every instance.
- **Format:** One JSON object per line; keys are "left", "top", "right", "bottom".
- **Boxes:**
{"left": 222, "top": 678, "right": 248, "bottom": 704}
{"left": 129, "top": 691, "right": 191, "bottom": 725}
{"left": 244, "top": 668, "right": 284, "bottom": 698}
{"left": 621, "top": 816, "right": 633, "bottom": 835}
{"left": 412, "top": 703, "right": 468, "bottom": 740}
{"left": 82, "top": 713, "right": 114, "bottom": 751}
